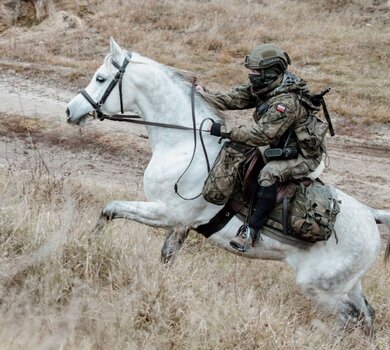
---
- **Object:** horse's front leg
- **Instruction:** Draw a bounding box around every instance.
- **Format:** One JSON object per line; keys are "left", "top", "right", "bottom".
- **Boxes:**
{"left": 96, "top": 200, "right": 190, "bottom": 264}
{"left": 100, "top": 200, "right": 172, "bottom": 227}
{"left": 161, "top": 227, "right": 190, "bottom": 264}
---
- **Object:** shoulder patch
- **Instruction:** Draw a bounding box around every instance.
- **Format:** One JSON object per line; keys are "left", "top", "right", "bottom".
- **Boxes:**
{"left": 276, "top": 104, "right": 286, "bottom": 113}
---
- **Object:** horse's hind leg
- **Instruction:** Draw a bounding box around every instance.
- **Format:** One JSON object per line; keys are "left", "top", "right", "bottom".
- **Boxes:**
{"left": 161, "top": 227, "right": 190, "bottom": 264}
{"left": 348, "top": 281, "right": 375, "bottom": 337}
{"left": 297, "top": 275, "right": 374, "bottom": 337}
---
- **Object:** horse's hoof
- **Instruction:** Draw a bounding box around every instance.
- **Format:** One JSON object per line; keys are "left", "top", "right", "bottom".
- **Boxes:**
{"left": 160, "top": 244, "right": 176, "bottom": 265}
{"left": 93, "top": 216, "right": 107, "bottom": 235}
{"left": 160, "top": 252, "right": 174, "bottom": 265}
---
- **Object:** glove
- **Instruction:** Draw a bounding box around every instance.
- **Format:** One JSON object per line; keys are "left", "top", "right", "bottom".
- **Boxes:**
{"left": 210, "top": 122, "right": 222, "bottom": 137}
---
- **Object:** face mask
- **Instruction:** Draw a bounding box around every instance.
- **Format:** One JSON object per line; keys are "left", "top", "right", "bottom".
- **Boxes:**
{"left": 248, "top": 66, "right": 283, "bottom": 92}
{"left": 249, "top": 73, "right": 274, "bottom": 90}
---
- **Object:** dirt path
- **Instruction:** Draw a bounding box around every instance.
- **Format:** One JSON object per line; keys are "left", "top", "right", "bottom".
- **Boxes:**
{"left": 0, "top": 68, "right": 73, "bottom": 120}
{"left": 0, "top": 68, "right": 389, "bottom": 220}
{"left": 0, "top": 67, "right": 151, "bottom": 192}
{"left": 0, "top": 63, "right": 148, "bottom": 136}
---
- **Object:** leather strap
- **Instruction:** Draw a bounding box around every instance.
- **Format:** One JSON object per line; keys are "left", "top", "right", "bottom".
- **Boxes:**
{"left": 196, "top": 201, "right": 239, "bottom": 238}
{"left": 283, "top": 196, "right": 289, "bottom": 236}
{"left": 103, "top": 114, "right": 200, "bottom": 131}
{"left": 174, "top": 84, "right": 214, "bottom": 200}
{"left": 80, "top": 89, "right": 99, "bottom": 110}
{"left": 79, "top": 56, "right": 130, "bottom": 119}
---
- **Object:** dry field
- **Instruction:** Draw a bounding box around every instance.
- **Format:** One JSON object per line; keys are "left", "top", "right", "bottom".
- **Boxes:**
{"left": 0, "top": 0, "right": 389, "bottom": 349}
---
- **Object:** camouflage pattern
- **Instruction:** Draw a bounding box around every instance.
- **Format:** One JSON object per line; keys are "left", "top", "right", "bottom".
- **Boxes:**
{"left": 264, "top": 182, "right": 340, "bottom": 243}
{"left": 259, "top": 154, "right": 321, "bottom": 187}
{"left": 289, "top": 182, "right": 340, "bottom": 242}
{"left": 204, "top": 83, "right": 256, "bottom": 110}
{"left": 204, "top": 71, "right": 327, "bottom": 186}
{"left": 202, "top": 142, "right": 249, "bottom": 205}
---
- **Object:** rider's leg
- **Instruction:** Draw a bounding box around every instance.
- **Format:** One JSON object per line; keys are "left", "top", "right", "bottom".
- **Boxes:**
{"left": 229, "top": 182, "right": 277, "bottom": 252}
{"left": 248, "top": 183, "right": 278, "bottom": 231}
{"left": 230, "top": 156, "right": 320, "bottom": 252}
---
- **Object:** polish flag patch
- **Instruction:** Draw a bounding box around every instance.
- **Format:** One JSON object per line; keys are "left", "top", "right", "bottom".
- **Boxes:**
{"left": 276, "top": 104, "right": 286, "bottom": 113}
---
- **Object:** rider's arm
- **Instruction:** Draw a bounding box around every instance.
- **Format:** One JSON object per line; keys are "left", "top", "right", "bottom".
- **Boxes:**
{"left": 201, "top": 83, "right": 256, "bottom": 110}
{"left": 220, "top": 95, "right": 299, "bottom": 146}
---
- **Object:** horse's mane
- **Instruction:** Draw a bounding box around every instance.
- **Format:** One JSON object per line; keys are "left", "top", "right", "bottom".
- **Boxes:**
{"left": 105, "top": 51, "right": 227, "bottom": 121}
{"left": 165, "top": 66, "right": 227, "bottom": 121}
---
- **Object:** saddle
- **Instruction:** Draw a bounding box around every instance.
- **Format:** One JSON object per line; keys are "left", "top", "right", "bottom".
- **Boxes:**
{"left": 197, "top": 147, "right": 340, "bottom": 248}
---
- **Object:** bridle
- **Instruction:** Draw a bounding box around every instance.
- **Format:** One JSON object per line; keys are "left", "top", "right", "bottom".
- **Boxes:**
{"left": 79, "top": 53, "right": 215, "bottom": 200}
{"left": 80, "top": 54, "right": 131, "bottom": 120}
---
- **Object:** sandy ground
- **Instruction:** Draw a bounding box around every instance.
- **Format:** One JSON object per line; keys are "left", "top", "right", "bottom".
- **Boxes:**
{"left": 0, "top": 67, "right": 389, "bottom": 238}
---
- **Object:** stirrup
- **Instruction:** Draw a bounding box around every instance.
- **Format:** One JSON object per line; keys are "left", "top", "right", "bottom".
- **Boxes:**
{"left": 230, "top": 224, "right": 252, "bottom": 253}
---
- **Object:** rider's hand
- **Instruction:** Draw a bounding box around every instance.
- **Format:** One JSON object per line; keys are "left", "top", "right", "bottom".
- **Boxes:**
{"left": 210, "top": 122, "right": 222, "bottom": 137}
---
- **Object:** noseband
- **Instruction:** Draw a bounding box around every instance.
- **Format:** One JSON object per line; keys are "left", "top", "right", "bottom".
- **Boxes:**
{"left": 80, "top": 54, "right": 131, "bottom": 120}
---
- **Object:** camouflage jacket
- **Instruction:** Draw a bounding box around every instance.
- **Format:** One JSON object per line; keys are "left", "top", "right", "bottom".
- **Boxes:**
{"left": 204, "top": 72, "right": 325, "bottom": 157}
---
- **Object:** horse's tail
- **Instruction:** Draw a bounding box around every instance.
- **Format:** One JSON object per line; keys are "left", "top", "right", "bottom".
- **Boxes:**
{"left": 373, "top": 209, "right": 390, "bottom": 264}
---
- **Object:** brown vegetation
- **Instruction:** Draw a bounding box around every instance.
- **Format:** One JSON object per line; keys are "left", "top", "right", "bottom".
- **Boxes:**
{"left": 0, "top": 1, "right": 389, "bottom": 349}
{"left": 0, "top": 0, "right": 389, "bottom": 124}
{"left": 0, "top": 135, "right": 389, "bottom": 348}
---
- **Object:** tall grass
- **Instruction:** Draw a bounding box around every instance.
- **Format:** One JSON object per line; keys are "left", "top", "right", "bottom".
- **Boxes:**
{"left": 0, "top": 1, "right": 389, "bottom": 348}
{"left": 0, "top": 120, "right": 389, "bottom": 349}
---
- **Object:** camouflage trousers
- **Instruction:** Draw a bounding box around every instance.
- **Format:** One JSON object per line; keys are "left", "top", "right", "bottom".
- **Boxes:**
{"left": 259, "top": 154, "right": 322, "bottom": 187}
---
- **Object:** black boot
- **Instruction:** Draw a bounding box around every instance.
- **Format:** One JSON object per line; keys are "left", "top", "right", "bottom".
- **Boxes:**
{"left": 248, "top": 183, "right": 278, "bottom": 232}
{"left": 230, "top": 183, "right": 277, "bottom": 252}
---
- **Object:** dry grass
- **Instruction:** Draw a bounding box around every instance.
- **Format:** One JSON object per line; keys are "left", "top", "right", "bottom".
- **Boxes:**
{"left": 0, "top": 0, "right": 389, "bottom": 124}
{"left": 0, "top": 140, "right": 389, "bottom": 349}
{"left": 0, "top": 112, "right": 151, "bottom": 161}
{"left": 0, "top": 1, "right": 389, "bottom": 348}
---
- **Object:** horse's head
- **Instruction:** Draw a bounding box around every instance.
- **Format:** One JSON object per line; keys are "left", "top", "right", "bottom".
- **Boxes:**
{"left": 66, "top": 38, "right": 136, "bottom": 125}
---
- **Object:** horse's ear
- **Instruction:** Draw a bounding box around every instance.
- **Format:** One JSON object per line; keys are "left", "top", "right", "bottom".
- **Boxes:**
{"left": 110, "top": 37, "right": 122, "bottom": 60}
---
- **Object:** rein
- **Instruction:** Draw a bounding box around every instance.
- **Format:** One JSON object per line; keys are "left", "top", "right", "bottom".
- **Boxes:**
{"left": 174, "top": 85, "right": 213, "bottom": 201}
{"left": 80, "top": 54, "right": 215, "bottom": 200}
{"left": 98, "top": 112, "right": 210, "bottom": 132}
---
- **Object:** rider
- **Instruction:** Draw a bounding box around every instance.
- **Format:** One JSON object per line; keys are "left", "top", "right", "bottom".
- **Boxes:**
{"left": 200, "top": 44, "right": 328, "bottom": 252}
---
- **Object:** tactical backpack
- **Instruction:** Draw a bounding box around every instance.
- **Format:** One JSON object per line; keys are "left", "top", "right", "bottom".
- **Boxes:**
{"left": 294, "top": 112, "right": 329, "bottom": 158}
{"left": 265, "top": 181, "right": 340, "bottom": 243}
{"left": 293, "top": 87, "right": 335, "bottom": 159}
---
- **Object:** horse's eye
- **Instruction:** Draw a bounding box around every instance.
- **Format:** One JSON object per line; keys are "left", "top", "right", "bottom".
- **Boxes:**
{"left": 96, "top": 76, "right": 106, "bottom": 83}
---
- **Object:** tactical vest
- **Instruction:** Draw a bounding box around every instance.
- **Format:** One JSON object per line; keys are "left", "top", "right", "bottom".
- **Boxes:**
{"left": 255, "top": 93, "right": 328, "bottom": 158}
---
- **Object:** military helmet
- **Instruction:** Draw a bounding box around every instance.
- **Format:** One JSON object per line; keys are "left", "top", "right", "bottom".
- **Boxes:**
{"left": 244, "top": 44, "right": 291, "bottom": 71}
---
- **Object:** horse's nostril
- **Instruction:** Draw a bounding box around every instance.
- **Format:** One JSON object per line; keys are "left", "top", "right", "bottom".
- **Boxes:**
{"left": 66, "top": 107, "right": 70, "bottom": 118}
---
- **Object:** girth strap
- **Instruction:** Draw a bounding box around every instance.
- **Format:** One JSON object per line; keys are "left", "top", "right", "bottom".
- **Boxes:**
{"left": 196, "top": 200, "right": 241, "bottom": 238}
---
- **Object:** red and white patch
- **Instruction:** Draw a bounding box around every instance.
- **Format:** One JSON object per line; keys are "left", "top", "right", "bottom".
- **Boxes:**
{"left": 276, "top": 104, "right": 286, "bottom": 113}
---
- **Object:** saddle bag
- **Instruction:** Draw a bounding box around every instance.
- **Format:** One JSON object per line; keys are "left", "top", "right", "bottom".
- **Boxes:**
{"left": 202, "top": 142, "right": 253, "bottom": 205}
{"left": 289, "top": 182, "right": 340, "bottom": 242}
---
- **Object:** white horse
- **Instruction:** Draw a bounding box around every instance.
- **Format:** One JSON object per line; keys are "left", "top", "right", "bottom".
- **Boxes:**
{"left": 66, "top": 38, "right": 389, "bottom": 335}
